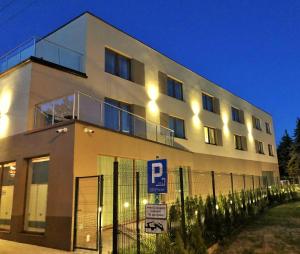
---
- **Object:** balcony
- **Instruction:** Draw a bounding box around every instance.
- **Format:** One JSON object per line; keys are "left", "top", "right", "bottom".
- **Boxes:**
{"left": 34, "top": 92, "right": 174, "bottom": 146}
{"left": 0, "top": 37, "right": 84, "bottom": 74}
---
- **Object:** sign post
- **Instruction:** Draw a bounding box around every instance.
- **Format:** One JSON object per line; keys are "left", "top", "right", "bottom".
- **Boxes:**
{"left": 145, "top": 159, "right": 168, "bottom": 235}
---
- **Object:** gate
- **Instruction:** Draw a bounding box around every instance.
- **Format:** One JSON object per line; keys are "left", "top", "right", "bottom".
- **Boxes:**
{"left": 74, "top": 176, "right": 103, "bottom": 252}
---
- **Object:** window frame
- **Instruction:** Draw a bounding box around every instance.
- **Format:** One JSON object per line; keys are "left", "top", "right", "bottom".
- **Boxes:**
{"left": 268, "top": 144, "right": 274, "bottom": 156}
{"left": 255, "top": 140, "right": 265, "bottom": 154}
{"left": 253, "top": 116, "right": 262, "bottom": 130}
{"left": 204, "top": 126, "right": 217, "bottom": 145}
{"left": 104, "top": 98, "right": 133, "bottom": 135}
{"left": 234, "top": 134, "right": 243, "bottom": 150}
{"left": 202, "top": 93, "right": 214, "bottom": 112}
{"left": 266, "top": 122, "right": 272, "bottom": 134}
{"left": 105, "top": 48, "right": 131, "bottom": 81}
{"left": 24, "top": 156, "right": 50, "bottom": 234}
{"left": 0, "top": 161, "right": 16, "bottom": 231}
{"left": 166, "top": 76, "right": 183, "bottom": 101}
{"left": 168, "top": 116, "right": 185, "bottom": 139}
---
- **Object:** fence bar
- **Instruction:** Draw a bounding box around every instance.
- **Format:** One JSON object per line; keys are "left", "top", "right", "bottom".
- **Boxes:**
{"left": 211, "top": 171, "right": 216, "bottom": 206}
{"left": 136, "top": 171, "right": 141, "bottom": 254}
{"left": 98, "top": 175, "right": 104, "bottom": 254}
{"left": 230, "top": 173, "right": 234, "bottom": 195}
{"left": 243, "top": 174, "right": 246, "bottom": 190}
{"left": 252, "top": 175, "right": 255, "bottom": 191}
{"left": 112, "top": 160, "right": 119, "bottom": 254}
{"left": 179, "top": 167, "right": 187, "bottom": 247}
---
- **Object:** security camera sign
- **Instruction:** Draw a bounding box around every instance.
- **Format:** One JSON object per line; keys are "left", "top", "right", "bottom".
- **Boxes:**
{"left": 147, "top": 159, "right": 167, "bottom": 193}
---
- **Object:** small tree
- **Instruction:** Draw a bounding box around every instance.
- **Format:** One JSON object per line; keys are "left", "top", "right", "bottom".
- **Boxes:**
{"left": 277, "top": 130, "right": 293, "bottom": 178}
{"left": 288, "top": 118, "right": 300, "bottom": 178}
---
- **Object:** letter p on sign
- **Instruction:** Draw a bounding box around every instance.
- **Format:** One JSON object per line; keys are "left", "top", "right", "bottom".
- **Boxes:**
{"left": 152, "top": 163, "right": 163, "bottom": 183}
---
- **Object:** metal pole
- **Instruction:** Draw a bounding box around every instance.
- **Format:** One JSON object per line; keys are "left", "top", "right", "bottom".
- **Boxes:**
{"left": 112, "top": 160, "right": 119, "bottom": 254}
{"left": 243, "top": 174, "right": 246, "bottom": 191}
{"left": 211, "top": 171, "right": 216, "bottom": 208}
{"left": 98, "top": 175, "right": 104, "bottom": 254}
{"left": 179, "top": 167, "right": 187, "bottom": 247}
{"left": 230, "top": 173, "right": 234, "bottom": 195}
{"left": 252, "top": 175, "right": 255, "bottom": 191}
{"left": 136, "top": 171, "right": 140, "bottom": 254}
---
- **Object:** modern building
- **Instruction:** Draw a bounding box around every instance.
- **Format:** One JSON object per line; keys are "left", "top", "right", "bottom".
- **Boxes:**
{"left": 0, "top": 12, "right": 278, "bottom": 251}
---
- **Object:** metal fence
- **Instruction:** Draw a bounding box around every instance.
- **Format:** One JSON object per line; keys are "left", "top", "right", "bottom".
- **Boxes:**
{"left": 74, "top": 158, "right": 281, "bottom": 254}
{"left": 34, "top": 92, "right": 174, "bottom": 146}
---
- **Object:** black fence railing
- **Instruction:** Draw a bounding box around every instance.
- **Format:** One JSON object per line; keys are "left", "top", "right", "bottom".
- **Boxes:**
{"left": 74, "top": 161, "right": 298, "bottom": 254}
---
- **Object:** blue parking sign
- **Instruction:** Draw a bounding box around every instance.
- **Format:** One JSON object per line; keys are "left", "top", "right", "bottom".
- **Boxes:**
{"left": 147, "top": 159, "right": 167, "bottom": 193}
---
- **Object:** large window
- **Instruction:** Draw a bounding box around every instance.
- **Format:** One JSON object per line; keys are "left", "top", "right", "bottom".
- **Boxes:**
{"left": 252, "top": 116, "right": 262, "bottom": 130}
{"left": 168, "top": 116, "right": 185, "bottom": 139}
{"left": 24, "top": 156, "right": 49, "bottom": 233}
{"left": 232, "top": 107, "right": 244, "bottom": 124}
{"left": 105, "top": 48, "right": 131, "bottom": 80}
{"left": 0, "top": 162, "right": 16, "bottom": 231}
{"left": 255, "top": 140, "right": 264, "bottom": 154}
{"left": 204, "top": 126, "right": 216, "bottom": 145}
{"left": 104, "top": 98, "right": 133, "bottom": 134}
{"left": 234, "top": 135, "right": 247, "bottom": 151}
{"left": 167, "top": 77, "right": 183, "bottom": 100}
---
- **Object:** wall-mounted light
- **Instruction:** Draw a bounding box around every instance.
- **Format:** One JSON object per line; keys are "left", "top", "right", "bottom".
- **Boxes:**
{"left": 56, "top": 127, "right": 68, "bottom": 134}
{"left": 246, "top": 121, "right": 254, "bottom": 143}
{"left": 222, "top": 111, "right": 230, "bottom": 137}
{"left": 191, "top": 100, "right": 201, "bottom": 129}
{"left": 9, "top": 165, "right": 16, "bottom": 178}
{"left": 146, "top": 84, "right": 160, "bottom": 117}
{"left": 123, "top": 202, "right": 129, "bottom": 208}
{"left": 84, "top": 127, "right": 94, "bottom": 134}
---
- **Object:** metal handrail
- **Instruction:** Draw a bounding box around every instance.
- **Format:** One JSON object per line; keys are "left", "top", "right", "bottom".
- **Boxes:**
{"left": 34, "top": 92, "right": 175, "bottom": 146}
{"left": 77, "top": 91, "right": 174, "bottom": 133}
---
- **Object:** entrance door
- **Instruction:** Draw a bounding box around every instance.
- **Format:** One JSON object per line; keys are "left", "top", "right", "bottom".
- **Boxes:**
{"left": 74, "top": 176, "right": 103, "bottom": 251}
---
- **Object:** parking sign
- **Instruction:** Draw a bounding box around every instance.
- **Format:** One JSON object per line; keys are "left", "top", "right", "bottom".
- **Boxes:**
{"left": 147, "top": 159, "right": 167, "bottom": 193}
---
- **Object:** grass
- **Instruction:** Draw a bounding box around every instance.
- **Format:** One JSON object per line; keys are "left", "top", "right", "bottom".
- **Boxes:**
{"left": 215, "top": 201, "right": 300, "bottom": 254}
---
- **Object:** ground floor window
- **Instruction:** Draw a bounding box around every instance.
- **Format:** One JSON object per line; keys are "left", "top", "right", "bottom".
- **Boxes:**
{"left": 24, "top": 156, "right": 49, "bottom": 233}
{"left": 0, "top": 162, "right": 16, "bottom": 231}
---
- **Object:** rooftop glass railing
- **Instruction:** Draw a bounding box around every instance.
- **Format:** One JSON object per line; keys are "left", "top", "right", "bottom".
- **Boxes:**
{"left": 34, "top": 92, "right": 174, "bottom": 146}
{"left": 0, "top": 37, "right": 84, "bottom": 73}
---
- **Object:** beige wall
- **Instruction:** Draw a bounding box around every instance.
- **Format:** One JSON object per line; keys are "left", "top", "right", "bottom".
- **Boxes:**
{"left": 76, "top": 13, "right": 277, "bottom": 164}
{"left": 0, "top": 122, "right": 75, "bottom": 250}
{"left": 74, "top": 122, "right": 278, "bottom": 178}
{"left": 0, "top": 63, "right": 32, "bottom": 138}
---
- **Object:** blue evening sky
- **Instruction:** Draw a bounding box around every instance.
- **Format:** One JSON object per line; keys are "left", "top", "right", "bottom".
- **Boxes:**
{"left": 0, "top": 0, "right": 299, "bottom": 143}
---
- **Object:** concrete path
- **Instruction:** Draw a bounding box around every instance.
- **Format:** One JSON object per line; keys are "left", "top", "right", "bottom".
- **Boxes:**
{"left": 0, "top": 239, "right": 97, "bottom": 254}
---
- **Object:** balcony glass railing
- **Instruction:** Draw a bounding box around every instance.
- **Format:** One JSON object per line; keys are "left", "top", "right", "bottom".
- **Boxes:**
{"left": 0, "top": 37, "right": 84, "bottom": 73}
{"left": 34, "top": 92, "right": 174, "bottom": 146}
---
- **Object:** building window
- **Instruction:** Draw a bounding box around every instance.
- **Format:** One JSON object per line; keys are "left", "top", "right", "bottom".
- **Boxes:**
{"left": 168, "top": 116, "right": 185, "bottom": 139}
{"left": 266, "top": 122, "right": 272, "bottom": 134}
{"left": 105, "top": 48, "right": 131, "bottom": 80}
{"left": 234, "top": 135, "right": 247, "bottom": 151}
{"left": 24, "top": 156, "right": 50, "bottom": 233}
{"left": 167, "top": 77, "right": 183, "bottom": 100}
{"left": 268, "top": 144, "right": 274, "bottom": 156}
{"left": 252, "top": 116, "right": 262, "bottom": 130}
{"left": 104, "top": 98, "right": 133, "bottom": 134}
{"left": 202, "top": 93, "right": 214, "bottom": 112}
{"left": 202, "top": 93, "right": 220, "bottom": 114}
{"left": 204, "top": 126, "right": 217, "bottom": 145}
{"left": 0, "top": 162, "right": 16, "bottom": 231}
{"left": 232, "top": 107, "right": 244, "bottom": 124}
{"left": 255, "top": 140, "right": 264, "bottom": 154}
